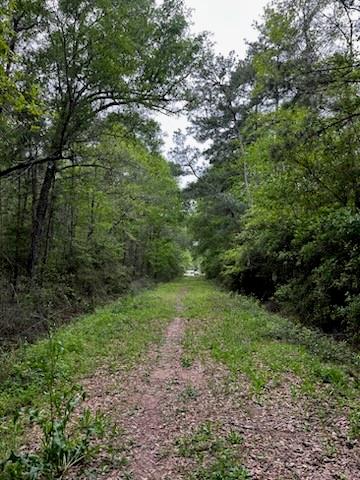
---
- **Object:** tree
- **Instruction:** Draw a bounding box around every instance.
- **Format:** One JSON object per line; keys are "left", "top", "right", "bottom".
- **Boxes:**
{"left": 0, "top": 0, "right": 203, "bottom": 278}
{"left": 183, "top": 0, "right": 360, "bottom": 340}
{"left": 0, "top": 0, "right": 203, "bottom": 340}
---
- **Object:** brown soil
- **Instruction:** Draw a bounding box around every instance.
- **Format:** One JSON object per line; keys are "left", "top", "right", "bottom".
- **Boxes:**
{"left": 229, "top": 375, "right": 360, "bottom": 479}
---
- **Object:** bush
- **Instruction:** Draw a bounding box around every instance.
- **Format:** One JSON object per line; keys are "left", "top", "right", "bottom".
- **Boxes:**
{"left": 218, "top": 208, "right": 360, "bottom": 342}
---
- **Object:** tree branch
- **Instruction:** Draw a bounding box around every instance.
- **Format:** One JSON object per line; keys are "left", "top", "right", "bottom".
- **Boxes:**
{"left": 0, "top": 154, "right": 69, "bottom": 179}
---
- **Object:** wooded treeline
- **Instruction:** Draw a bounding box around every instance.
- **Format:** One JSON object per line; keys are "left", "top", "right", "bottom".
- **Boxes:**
{"left": 178, "top": 0, "right": 360, "bottom": 342}
{"left": 1, "top": 0, "right": 359, "bottom": 344}
{"left": 0, "top": 0, "right": 201, "bottom": 341}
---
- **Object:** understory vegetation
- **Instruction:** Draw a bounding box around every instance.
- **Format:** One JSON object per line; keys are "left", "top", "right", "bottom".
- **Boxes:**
{"left": 173, "top": 0, "right": 360, "bottom": 342}
{"left": 0, "top": 282, "right": 179, "bottom": 475}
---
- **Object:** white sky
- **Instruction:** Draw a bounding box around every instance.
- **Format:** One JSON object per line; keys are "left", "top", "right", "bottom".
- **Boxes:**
{"left": 158, "top": 0, "right": 269, "bottom": 156}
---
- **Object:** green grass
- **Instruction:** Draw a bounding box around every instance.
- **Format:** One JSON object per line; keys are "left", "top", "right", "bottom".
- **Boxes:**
{"left": 0, "top": 281, "right": 181, "bottom": 458}
{"left": 176, "top": 421, "right": 248, "bottom": 479}
{"left": 179, "top": 384, "right": 199, "bottom": 401}
{"left": 181, "top": 278, "right": 360, "bottom": 436}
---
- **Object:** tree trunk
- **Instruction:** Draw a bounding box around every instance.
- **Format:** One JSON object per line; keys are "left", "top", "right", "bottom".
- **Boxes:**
{"left": 28, "top": 161, "right": 57, "bottom": 278}
{"left": 12, "top": 176, "right": 22, "bottom": 288}
{"left": 41, "top": 183, "right": 57, "bottom": 275}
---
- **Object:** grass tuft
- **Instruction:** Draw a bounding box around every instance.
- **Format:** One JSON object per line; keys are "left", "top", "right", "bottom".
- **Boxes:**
{"left": 176, "top": 421, "right": 248, "bottom": 479}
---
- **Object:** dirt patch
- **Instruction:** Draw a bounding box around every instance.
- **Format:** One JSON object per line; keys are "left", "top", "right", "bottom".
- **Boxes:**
{"left": 119, "top": 316, "right": 205, "bottom": 479}
{"left": 238, "top": 379, "right": 360, "bottom": 480}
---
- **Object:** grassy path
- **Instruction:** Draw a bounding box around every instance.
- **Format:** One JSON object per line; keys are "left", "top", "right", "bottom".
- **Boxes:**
{"left": 1, "top": 279, "right": 359, "bottom": 479}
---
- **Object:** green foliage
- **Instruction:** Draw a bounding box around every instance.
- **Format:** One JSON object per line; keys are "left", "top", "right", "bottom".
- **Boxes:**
{"left": 180, "top": 354, "right": 193, "bottom": 368}
{"left": 179, "top": 384, "right": 199, "bottom": 401}
{"left": 184, "top": 0, "right": 360, "bottom": 342}
{"left": 176, "top": 421, "right": 248, "bottom": 480}
{"left": 0, "top": 127, "right": 186, "bottom": 338}
{"left": 0, "top": 337, "right": 104, "bottom": 479}
{"left": 190, "top": 456, "right": 249, "bottom": 480}
{"left": 1, "top": 390, "right": 103, "bottom": 480}
{"left": 0, "top": 0, "right": 202, "bottom": 341}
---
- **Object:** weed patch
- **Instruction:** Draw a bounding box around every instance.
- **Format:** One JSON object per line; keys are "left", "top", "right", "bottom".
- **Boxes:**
{"left": 176, "top": 421, "right": 248, "bottom": 479}
{"left": 181, "top": 354, "right": 193, "bottom": 368}
{"left": 179, "top": 385, "right": 199, "bottom": 401}
{"left": 0, "top": 338, "right": 104, "bottom": 479}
